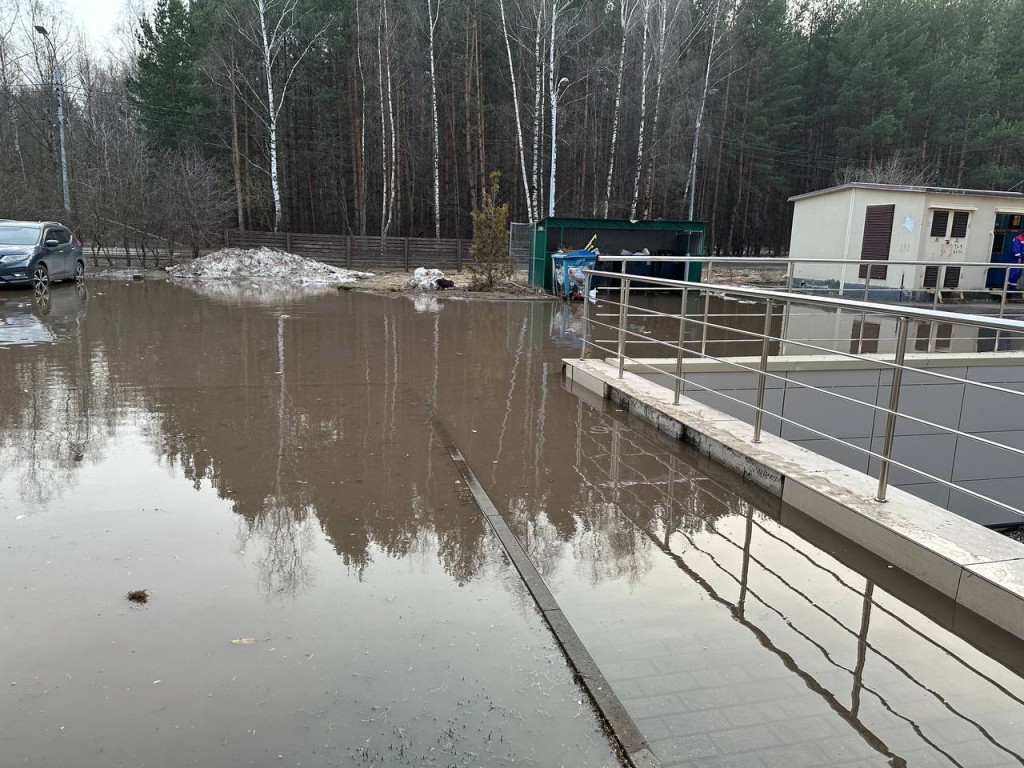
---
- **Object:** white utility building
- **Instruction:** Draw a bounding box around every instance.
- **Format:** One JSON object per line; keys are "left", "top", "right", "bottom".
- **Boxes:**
{"left": 788, "top": 183, "right": 1024, "bottom": 295}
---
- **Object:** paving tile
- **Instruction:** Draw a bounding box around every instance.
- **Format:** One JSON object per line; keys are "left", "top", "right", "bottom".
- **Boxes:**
{"left": 818, "top": 733, "right": 889, "bottom": 762}
{"left": 663, "top": 708, "right": 732, "bottom": 737}
{"left": 683, "top": 754, "right": 767, "bottom": 768}
{"left": 708, "top": 724, "right": 781, "bottom": 754}
{"left": 601, "top": 658, "right": 661, "bottom": 681}
{"left": 766, "top": 714, "right": 845, "bottom": 744}
{"left": 637, "top": 671, "right": 701, "bottom": 697}
{"left": 755, "top": 741, "right": 833, "bottom": 768}
{"left": 689, "top": 664, "right": 755, "bottom": 688}
{"left": 650, "top": 732, "right": 719, "bottom": 762}
{"left": 720, "top": 701, "right": 795, "bottom": 728}
{"left": 627, "top": 693, "right": 689, "bottom": 719}
{"left": 634, "top": 716, "right": 673, "bottom": 742}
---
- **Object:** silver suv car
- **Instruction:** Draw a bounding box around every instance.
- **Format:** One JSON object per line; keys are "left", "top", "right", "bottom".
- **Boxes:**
{"left": 0, "top": 220, "right": 85, "bottom": 289}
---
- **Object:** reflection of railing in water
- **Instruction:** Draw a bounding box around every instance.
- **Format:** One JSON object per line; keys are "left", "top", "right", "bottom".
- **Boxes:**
{"left": 581, "top": 267, "right": 1024, "bottom": 524}
{"left": 573, "top": 416, "right": 1024, "bottom": 767}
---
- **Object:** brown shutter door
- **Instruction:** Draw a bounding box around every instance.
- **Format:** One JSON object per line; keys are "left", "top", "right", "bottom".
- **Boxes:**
{"left": 859, "top": 204, "right": 894, "bottom": 280}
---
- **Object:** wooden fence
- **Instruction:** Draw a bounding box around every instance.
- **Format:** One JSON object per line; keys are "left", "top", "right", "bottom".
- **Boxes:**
{"left": 224, "top": 230, "right": 468, "bottom": 271}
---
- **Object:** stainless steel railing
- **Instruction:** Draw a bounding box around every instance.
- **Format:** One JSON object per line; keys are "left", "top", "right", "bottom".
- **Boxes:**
{"left": 594, "top": 254, "right": 1024, "bottom": 319}
{"left": 580, "top": 268, "right": 1024, "bottom": 519}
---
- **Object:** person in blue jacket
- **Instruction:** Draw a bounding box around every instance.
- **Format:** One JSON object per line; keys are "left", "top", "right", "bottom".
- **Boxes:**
{"left": 1012, "top": 233, "right": 1024, "bottom": 290}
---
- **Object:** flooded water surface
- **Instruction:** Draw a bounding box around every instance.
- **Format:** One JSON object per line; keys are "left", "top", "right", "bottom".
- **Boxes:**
{"left": 3, "top": 280, "right": 1024, "bottom": 768}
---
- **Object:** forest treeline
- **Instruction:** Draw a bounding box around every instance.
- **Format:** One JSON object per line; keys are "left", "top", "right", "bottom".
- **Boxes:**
{"left": 3, "top": 0, "right": 1024, "bottom": 257}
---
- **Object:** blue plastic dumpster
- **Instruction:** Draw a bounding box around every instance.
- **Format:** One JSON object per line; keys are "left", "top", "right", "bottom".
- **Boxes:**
{"left": 551, "top": 250, "right": 597, "bottom": 300}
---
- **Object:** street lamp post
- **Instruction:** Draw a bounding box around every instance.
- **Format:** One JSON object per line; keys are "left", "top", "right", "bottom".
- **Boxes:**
{"left": 548, "top": 76, "right": 568, "bottom": 219}
{"left": 34, "top": 25, "right": 71, "bottom": 214}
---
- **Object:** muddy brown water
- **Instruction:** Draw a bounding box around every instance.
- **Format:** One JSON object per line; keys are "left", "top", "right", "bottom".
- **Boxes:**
{"left": 3, "top": 280, "right": 1024, "bottom": 768}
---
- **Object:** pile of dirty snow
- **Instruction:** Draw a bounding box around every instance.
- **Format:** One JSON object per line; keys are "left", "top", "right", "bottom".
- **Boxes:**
{"left": 167, "top": 248, "right": 374, "bottom": 284}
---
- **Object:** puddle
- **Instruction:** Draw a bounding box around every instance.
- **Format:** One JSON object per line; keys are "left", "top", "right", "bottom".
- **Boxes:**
{"left": 2, "top": 280, "right": 1024, "bottom": 767}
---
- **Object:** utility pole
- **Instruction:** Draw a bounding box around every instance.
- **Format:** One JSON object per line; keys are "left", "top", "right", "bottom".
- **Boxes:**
{"left": 35, "top": 25, "right": 70, "bottom": 214}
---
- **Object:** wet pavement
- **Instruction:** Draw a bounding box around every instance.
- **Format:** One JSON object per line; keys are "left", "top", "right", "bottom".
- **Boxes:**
{"left": 2, "top": 281, "right": 1024, "bottom": 767}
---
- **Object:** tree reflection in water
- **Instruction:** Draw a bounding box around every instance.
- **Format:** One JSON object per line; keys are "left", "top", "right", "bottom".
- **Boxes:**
{"left": 1, "top": 281, "right": 739, "bottom": 597}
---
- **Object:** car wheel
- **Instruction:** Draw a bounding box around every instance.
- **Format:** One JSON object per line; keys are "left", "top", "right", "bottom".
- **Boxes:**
{"left": 32, "top": 264, "right": 49, "bottom": 290}
{"left": 74, "top": 260, "right": 85, "bottom": 283}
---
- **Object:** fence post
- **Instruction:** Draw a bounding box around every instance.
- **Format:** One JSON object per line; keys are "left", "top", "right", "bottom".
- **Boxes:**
{"left": 876, "top": 316, "right": 909, "bottom": 502}
{"left": 404, "top": 237, "right": 410, "bottom": 271}
{"left": 457, "top": 239, "right": 463, "bottom": 271}
{"left": 673, "top": 287, "right": 689, "bottom": 405}
{"left": 346, "top": 235, "right": 352, "bottom": 269}
{"left": 224, "top": 229, "right": 230, "bottom": 248}
{"left": 753, "top": 298, "right": 774, "bottom": 443}
{"left": 285, "top": 232, "right": 292, "bottom": 252}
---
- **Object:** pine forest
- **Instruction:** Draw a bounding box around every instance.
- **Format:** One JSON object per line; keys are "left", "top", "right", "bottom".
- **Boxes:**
{"left": 2, "top": 0, "right": 1023, "bottom": 257}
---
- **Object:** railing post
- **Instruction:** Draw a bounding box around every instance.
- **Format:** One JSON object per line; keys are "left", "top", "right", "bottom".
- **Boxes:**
{"left": 673, "top": 286, "right": 689, "bottom": 405}
{"left": 876, "top": 316, "right": 909, "bottom": 502}
{"left": 863, "top": 268, "right": 871, "bottom": 302}
{"left": 785, "top": 260, "right": 794, "bottom": 292}
{"left": 700, "top": 293, "right": 711, "bottom": 358}
{"left": 997, "top": 264, "right": 1011, "bottom": 349}
{"left": 581, "top": 271, "right": 592, "bottom": 360}
{"left": 753, "top": 298, "right": 774, "bottom": 443}
{"left": 617, "top": 276, "right": 631, "bottom": 379}
{"left": 932, "top": 268, "right": 941, "bottom": 310}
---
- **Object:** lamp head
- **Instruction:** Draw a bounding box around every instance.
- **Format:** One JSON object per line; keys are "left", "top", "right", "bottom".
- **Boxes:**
{"left": 34, "top": 25, "right": 49, "bottom": 36}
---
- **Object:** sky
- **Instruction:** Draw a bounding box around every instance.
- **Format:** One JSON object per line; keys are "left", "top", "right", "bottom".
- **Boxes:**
{"left": 64, "top": 0, "right": 130, "bottom": 48}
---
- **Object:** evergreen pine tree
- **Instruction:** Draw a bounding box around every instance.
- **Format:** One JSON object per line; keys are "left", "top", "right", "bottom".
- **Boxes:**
{"left": 469, "top": 171, "right": 512, "bottom": 290}
{"left": 126, "top": 0, "right": 205, "bottom": 151}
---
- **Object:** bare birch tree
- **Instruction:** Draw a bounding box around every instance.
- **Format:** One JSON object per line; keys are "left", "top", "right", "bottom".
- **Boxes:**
{"left": 426, "top": 0, "right": 442, "bottom": 237}
{"left": 498, "top": 0, "right": 540, "bottom": 222}
{"left": 602, "top": 0, "right": 638, "bottom": 219}
{"left": 233, "top": 0, "right": 331, "bottom": 232}
{"left": 628, "top": 0, "right": 652, "bottom": 220}
{"left": 546, "top": 0, "right": 561, "bottom": 218}
{"left": 685, "top": 0, "right": 723, "bottom": 221}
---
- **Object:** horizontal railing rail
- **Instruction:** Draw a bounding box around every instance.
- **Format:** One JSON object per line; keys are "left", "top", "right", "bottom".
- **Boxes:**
{"left": 580, "top": 269, "right": 1024, "bottom": 521}
{"left": 591, "top": 253, "right": 1024, "bottom": 318}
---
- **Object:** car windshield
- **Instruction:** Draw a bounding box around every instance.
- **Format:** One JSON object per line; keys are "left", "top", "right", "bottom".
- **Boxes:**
{"left": 0, "top": 225, "right": 41, "bottom": 246}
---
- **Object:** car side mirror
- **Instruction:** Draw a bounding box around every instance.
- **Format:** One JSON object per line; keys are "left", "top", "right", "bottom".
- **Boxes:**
{"left": 44, "top": 239, "right": 59, "bottom": 248}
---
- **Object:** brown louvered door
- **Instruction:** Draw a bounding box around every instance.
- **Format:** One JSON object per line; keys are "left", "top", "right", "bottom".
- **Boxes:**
{"left": 858, "top": 204, "right": 894, "bottom": 280}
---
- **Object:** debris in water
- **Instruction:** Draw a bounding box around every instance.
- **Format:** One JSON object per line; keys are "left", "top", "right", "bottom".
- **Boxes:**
{"left": 126, "top": 589, "right": 149, "bottom": 604}
{"left": 231, "top": 637, "right": 256, "bottom": 645}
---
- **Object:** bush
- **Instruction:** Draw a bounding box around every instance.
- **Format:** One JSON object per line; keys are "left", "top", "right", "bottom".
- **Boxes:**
{"left": 468, "top": 171, "right": 512, "bottom": 290}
